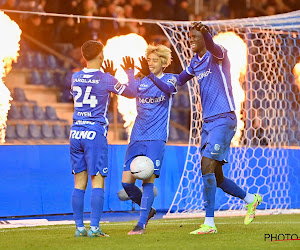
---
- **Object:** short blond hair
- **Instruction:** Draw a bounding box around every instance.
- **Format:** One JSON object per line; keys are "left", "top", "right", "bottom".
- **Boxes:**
{"left": 145, "top": 44, "right": 172, "bottom": 68}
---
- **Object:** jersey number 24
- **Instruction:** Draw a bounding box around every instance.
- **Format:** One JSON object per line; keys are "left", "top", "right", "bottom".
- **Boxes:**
{"left": 73, "top": 86, "right": 98, "bottom": 108}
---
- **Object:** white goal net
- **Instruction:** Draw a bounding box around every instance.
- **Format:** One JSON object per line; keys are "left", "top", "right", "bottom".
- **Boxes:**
{"left": 159, "top": 11, "right": 300, "bottom": 218}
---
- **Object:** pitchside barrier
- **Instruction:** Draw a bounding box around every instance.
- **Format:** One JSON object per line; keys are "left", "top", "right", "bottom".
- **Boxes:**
{"left": 0, "top": 145, "right": 299, "bottom": 217}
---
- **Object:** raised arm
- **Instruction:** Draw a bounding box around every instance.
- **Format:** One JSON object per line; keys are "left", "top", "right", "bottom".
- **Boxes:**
{"left": 192, "top": 22, "right": 224, "bottom": 59}
{"left": 120, "top": 56, "right": 137, "bottom": 98}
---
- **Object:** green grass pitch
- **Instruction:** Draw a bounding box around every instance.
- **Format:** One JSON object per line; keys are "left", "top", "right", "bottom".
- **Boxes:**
{"left": 0, "top": 214, "right": 299, "bottom": 249}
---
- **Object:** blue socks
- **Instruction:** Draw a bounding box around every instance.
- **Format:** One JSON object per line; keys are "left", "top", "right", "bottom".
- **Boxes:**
{"left": 218, "top": 177, "right": 246, "bottom": 199}
{"left": 202, "top": 173, "right": 217, "bottom": 218}
{"left": 122, "top": 182, "right": 142, "bottom": 205}
{"left": 90, "top": 188, "right": 104, "bottom": 227}
{"left": 72, "top": 188, "right": 85, "bottom": 228}
{"left": 137, "top": 183, "right": 154, "bottom": 229}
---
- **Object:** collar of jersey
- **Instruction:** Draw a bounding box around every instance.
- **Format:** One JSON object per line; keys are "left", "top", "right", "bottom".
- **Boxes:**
{"left": 196, "top": 51, "right": 209, "bottom": 62}
{"left": 157, "top": 73, "right": 164, "bottom": 79}
{"left": 82, "top": 68, "right": 100, "bottom": 73}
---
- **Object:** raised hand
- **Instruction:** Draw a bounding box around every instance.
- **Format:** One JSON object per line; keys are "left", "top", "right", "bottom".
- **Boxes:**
{"left": 192, "top": 22, "right": 208, "bottom": 33}
{"left": 135, "top": 56, "right": 151, "bottom": 76}
{"left": 102, "top": 59, "right": 117, "bottom": 76}
{"left": 121, "top": 56, "right": 134, "bottom": 71}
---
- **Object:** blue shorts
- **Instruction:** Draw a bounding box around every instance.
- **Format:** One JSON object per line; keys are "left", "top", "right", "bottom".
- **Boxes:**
{"left": 124, "top": 140, "right": 166, "bottom": 177}
{"left": 201, "top": 112, "right": 237, "bottom": 163}
{"left": 70, "top": 125, "right": 108, "bottom": 176}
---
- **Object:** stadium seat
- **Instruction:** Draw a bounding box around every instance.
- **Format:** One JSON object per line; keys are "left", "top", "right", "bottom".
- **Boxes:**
{"left": 15, "top": 124, "right": 29, "bottom": 139}
{"left": 21, "top": 104, "right": 34, "bottom": 120}
{"left": 172, "top": 95, "right": 180, "bottom": 108}
{"left": 46, "top": 54, "right": 58, "bottom": 69}
{"left": 53, "top": 124, "right": 66, "bottom": 139}
{"left": 168, "top": 126, "right": 179, "bottom": 141}
{"left": 24, "top": 52, "right": 34, "bottom": 68}
{"left": 41, "top": 71, "right": 54, "bottom": 87}
{"left": 30, "top": 70, "right": 42, "bottom": 85}
{"left": 179, "top": 93, "right": 190, "bottom": 108}
{"left": 13, "top": 87, "right": 28, "bottom": 102}
{"left": 45, "top": 106, "right": 58, "bottom": 120}
{"left": 65, "top": 124, "right": 71, "bottom": 138}
{"left": 7, "top": 104, "right": 21, "bottom": 120}
{"left": 5, "top": 124, "right": 16, "bottom": 140}
{"left": 34, "top": 52, "right": 46, "bottom": 69}
{"left": 28, "top": 124, "right": 42, "bottom": 140}
{"left": 33, "top": 105, "right": 45, "bottom": 120}
{"left": 41, "top": 124, "right": 54, "bottom": 139}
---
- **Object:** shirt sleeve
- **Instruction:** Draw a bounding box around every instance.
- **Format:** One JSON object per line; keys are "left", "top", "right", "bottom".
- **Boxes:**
{"left": 186, "top": 60, "right": 195, "bottom": 76}
{"left": 148, "top": 73, "right": 177, "bottom": 94}
{"left": 106, "top": 73, "right": 127, "bottom": 95}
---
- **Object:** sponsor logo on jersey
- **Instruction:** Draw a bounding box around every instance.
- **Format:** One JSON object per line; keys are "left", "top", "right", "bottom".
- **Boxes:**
{"left": 74, "top": 78, "right": 100, "bottom": 84}
{"left": 114, "top": 81, "right": 125, "bottom": 92}
{"left": 138, "top": 83, "right": 149, "bottom": 91}
{"left": 77, "top": 111, "right": 92, "bottom": 117}
{"left": 138, "top": 95, "right": 166, "bottom": 104}
{"left": 167, "top": 76, "right": 177, "bottom": 87}
{"left": 82, "top": 74, "right": 93, "bottom": 78}
{"left": 196, "top": 69, "right": 212, "bottom": 81}
{"left": 75, "top": 120, "right": 95, "bottom": 125}
{"left": 70, "top": 130, "right": 96, "bottom": 140}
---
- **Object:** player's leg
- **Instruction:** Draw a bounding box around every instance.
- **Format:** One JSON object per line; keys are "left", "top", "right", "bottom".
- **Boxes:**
{"left": 70, "top": 129, "right": 89, "bottom": 237}
{"left": 122, "top": 141, "right": 144, "bottom": 206}
{"left": 72, "top": 170, "right": 88, "bottom": 237}
{"left": 88, "top": 174, "right": 109, "bottom": 237}
{"left": 84, "top": 132, "right": 109, "bottom": 237}
{"left": 128, "top": 140, "right": 164, "bottom": 235}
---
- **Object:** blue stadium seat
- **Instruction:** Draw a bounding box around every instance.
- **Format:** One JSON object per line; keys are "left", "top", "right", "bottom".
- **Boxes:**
{"left": 21, "top": 105, "right": 34, "bottom": 120}
{"left": 46, "top": 54, "right": 58, "bottom": 69}
{"left": 13, "top": 87, "right": 28, "bottom": 102}
{"left": 31, "top": 70, "right": 42, "bottom": 85}
{"left": 8, "top": 105, "right": 21, "bottom": 120}
{"left": 53, "top": 124, "right": 66, "bottom": 139}
{"left": 168, "top": 126, "right": 179, "bottom": 141}
{"left": 41, "top": 124, "right": 54, "bottom": 139}
{"left": 170, "top": 110, "right": 179, "bottom": 123}
{"left": 53, "top": 71, "right": 64, "bottom": 87}
{"left": 45, "top": 106, "right": 58, "bottom": 120}
{"left": 172, "top": 95, "right": 180, "bottom": 108}
{"left": 42, "top": 71, "right": 54, "bottom": 87}
{"left": 65, "top": 124, "right": 71, "bottom": 138}
{"left": 24, "top": 52, "right": 34, "bottom": 68}
{"left": 34, "top": 52, "right": 46, "bottom": 69}
{"left": 33, "top": 105, "right": 45, "bottom": 120}
{"left": 15, "top": 124, "right": 29, "bottom": 139}
{"left": 28, "top": 124, "right": 42, "bottom": 140}
{"left": 5, "top": 124, "right": 16, "bottom": 140}
{"left": 179, "top": 93, "right": 190, "bottom": 108}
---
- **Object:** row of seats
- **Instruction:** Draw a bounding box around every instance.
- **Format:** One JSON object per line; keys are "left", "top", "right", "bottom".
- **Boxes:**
{"left": 30, "top": 70, "right": 66, "bottom": 87}
{"left": 5, "top": 124, "right": 70, "bottom": 141}
{"left": 169, "top": 126, "right": 189, "bottom": 141}
{"left": 14, "top": 52, "right": 63, "bottom": 70}
{"left": 8, "top": 104, "right": 60, "bottom": 121}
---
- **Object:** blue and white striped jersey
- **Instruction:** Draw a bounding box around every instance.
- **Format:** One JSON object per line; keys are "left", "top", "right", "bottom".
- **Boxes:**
{"left": 130, "top": 73, "right": 177, "bottom": 142}
{"left": 186, "top": 47, "right": 235, "bottom": 119}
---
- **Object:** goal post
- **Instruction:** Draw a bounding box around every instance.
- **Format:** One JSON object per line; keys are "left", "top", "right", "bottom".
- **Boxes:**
{"left": 158, "top": 11, "right": 300, "bottom": 218}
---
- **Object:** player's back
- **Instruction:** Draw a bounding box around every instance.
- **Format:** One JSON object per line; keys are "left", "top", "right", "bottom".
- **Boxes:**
{"left": 71, "top": 68, "right": 117, "bottom": 135}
